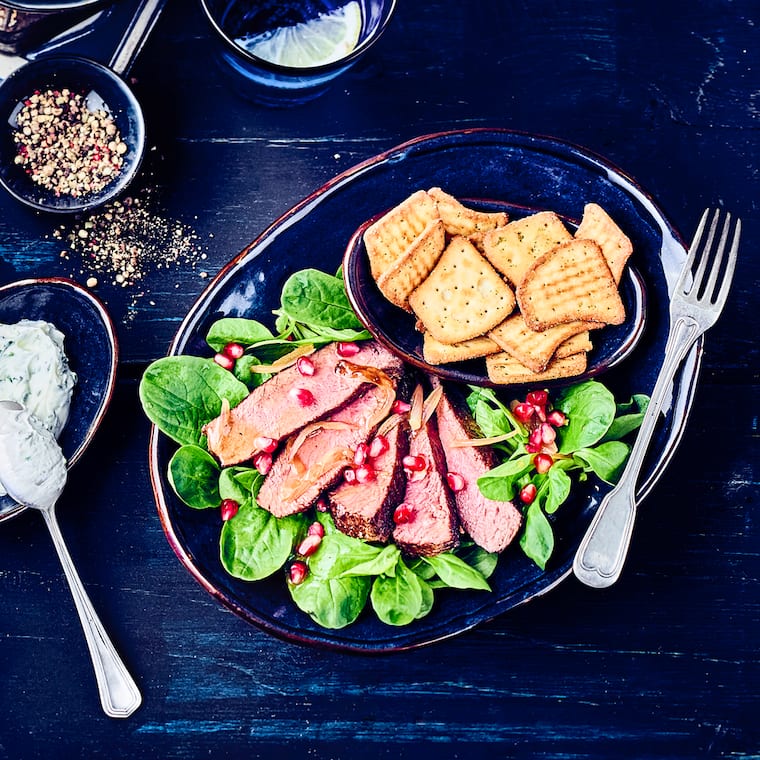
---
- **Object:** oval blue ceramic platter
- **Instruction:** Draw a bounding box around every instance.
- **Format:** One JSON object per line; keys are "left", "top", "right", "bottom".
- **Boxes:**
{"left": 151, "top": 129, "right": 702, "bottom": 652}
{"left": 343, "top": 200, "right": 647, "bottom": 389}
{"left": 0, "top": 277, "right": 118, "bottom": 522}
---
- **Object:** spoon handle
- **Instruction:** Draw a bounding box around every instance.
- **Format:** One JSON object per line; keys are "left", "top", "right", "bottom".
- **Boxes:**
{"left": 41, "top": 509, "right": 142, "bottom": 719}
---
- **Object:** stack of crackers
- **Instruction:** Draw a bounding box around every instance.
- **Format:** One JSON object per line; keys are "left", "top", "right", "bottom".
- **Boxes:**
{"left": 363, "top": 188, "right": 632, "bottom": 385}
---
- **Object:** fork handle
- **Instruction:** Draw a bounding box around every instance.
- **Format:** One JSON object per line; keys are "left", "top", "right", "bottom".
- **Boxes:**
{"left": 573, "top": 315, "right": 701, "bottom": 588}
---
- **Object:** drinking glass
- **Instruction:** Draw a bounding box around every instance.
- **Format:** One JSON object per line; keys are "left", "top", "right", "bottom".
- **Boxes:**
{"left": 199, "top": 0, "right": 397, "bottom": 105}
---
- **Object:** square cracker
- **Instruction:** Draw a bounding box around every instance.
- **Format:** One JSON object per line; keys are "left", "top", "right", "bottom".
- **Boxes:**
{"left": 427, "top": 187, "right": 508, "bottom": 245}
{"left": 422, "top": 333, "right": 501, "bottom": 365}
{"left": 554, "top": 331, "right": 593, "bottom": 359}
{"left": 574, "top": 203, "right": 632, "bottom": 283}
{"left": 486, "top": 351, "right": 588, "bottom": 385}
{"left": 517, "top": 238, "right": 626, "bottom": 331}
{"left": 363, "top": 190, "right": 440, "bottom": 280}
{"left": 488, "top": 314, "right": 598, "bottom": 373}
{"left": 409, "top": 235, "right": 516, "bottom": 344}
{"left": 376, "top": 219, "right": 445, "bottom": 310}
{"left": 482, "top": 211, "right": 573, "bottom": 286}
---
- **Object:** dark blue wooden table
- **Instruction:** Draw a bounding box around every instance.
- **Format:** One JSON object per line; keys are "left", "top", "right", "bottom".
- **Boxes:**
{"left": 0, "top": 1, "right": 758, "bottom": 757}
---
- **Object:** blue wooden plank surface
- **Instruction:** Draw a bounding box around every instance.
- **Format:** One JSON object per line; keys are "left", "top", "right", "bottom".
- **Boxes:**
{"left": 0, "top": 0, "right": 758, "bottom": 757}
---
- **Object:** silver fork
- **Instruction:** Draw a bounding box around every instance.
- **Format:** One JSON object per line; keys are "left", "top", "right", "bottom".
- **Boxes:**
{"left": 573, "top": 208, "right": 741, "bottom": 588}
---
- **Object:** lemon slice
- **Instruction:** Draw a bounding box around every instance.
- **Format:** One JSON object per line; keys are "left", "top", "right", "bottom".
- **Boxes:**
{"left": 236, "top": 2, "right": 363, "bottom": 68}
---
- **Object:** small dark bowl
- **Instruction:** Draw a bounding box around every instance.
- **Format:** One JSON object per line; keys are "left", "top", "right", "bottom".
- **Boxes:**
{"left": 343, "top": 201, "right": 648, "bottom": 390}
{"left": 0, "top": 55, "right": 145, "bottom": 213}
{"left": 0, "top": 277, "right": 118, "bottom": 522}
{"left": 199, "top": 0, "right": 397, "bottom": 106}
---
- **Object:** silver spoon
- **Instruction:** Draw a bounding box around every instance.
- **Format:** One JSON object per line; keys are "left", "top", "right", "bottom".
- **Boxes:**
{"left": 0, "top": 400, "right": 141, "bottom": 718}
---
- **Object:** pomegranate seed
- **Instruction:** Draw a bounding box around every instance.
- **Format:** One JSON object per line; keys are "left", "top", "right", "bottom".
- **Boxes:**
{"left": 354, "top": 464, "right": 376, "bottom": 484}
{"left": 307, "top": 521, "right": 325, "bottom": 538}
{"left": 296, "top": 356, "right": 315, "bottom": 376}
{"left": 402, "top": 454, "right": 427, "bottom": 472}
{"left": 446, "top": 472, "right": 466, "bottom": 492}
{"left": 253, "top": 451, "right": 273, "bottom": 475}
{"left": 353, "top": 442, "right": 369, "bottom": 466}
{"left": 519, "top": 483, "right": 537, "bottom": 504}
{"left": 534, "top": 453, "right": 554, "bottom": 474}
{"left": 391, "top": 399, "right": 411, "bottom": 414}
{"left": 314, "top": 496, "right": 329, "bottom": 512}
{"left": 213, "top": 352, "right": 235, "bottom": 371}
{"left": 393, "top": 503, "right": 413, "bottom": 525}
{"left": 512, "top": 402, "right": 535, "bottom": 424}
{"left": 289, "top": 387, "right": 315, "bottom": 406}
{"left": 297, "top": 533, "right": 322, "bottom": 557}
{"left": 288, "top": 560, "right": 308, "bottom": 585}
{"left": 528, "top": 427, "right": 544, "bottom": 452}
{"left": 540, "top": 422, "right": 556, "bottom": 445}
{"left": 368, "top": 435, "right": 389, "bottom": 459}
{"left": 223, "top": 342, "right": 245, "bottom": 359}
{"left": 220, "top": 498, "right": 239, "bottom": 521}
{"left": 527, "top": 390, "right": 549, "bottom": 408}
{"left": 547, "top": 409, "right": 567, "bottom": 427}
{"left": 337, "top": 342, "right": 361, "bottom": 357}
{"left": 254, "top": 436, "right": 278, "bottom": 453}
{"left": 344, "top": 467, "right": 357, "bottom": 484}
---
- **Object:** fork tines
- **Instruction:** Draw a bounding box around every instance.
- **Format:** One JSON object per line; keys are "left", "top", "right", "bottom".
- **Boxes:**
{"left": 679, "top": 208, "right": 741, "bottom": 304}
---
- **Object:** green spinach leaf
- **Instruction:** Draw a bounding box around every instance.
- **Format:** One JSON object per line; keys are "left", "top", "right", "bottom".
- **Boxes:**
{"left": 573, "top": 441, "right": 631, "bottom": 483}
{"left": 279, "top": 269, "right": 363, "bottom": 330}
{"left": 423, "top": 552, "right": 491, "bottom": 591}
{"left": 555, "top": 380, "right": 617, "bottom": 452}
{"left": 205, "top": 317, "right": 275, "bottom": 352}
{"left": 519, "top": 502, "right": 554, "bottom": 570}
{"left": 220, "top": 501, "right": 305, "bottom": 582}
{"left": 139, "top": 356, "right": 249, "bottom": 446}
{"left": 371, "top": 558, "right": 433, "bottom": 626}
{"left": 168, "top": 445, "right": 220, "bottom": 509}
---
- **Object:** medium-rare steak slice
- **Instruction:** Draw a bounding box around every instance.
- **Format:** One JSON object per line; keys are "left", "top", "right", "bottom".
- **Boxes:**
{"left": 392, "top": 418, "right": 459, "bottom": 557}
{"left": 434, "top": 383, "right": 522, "bottom": 553}
{"left": 203, "top": 341, "right": 404, "bottom": 466}
{"left": 257, "top": 383, "right": 395, "bottom": 518}
{"left": 328, "top": 419, "right": 409, "bottom": 542}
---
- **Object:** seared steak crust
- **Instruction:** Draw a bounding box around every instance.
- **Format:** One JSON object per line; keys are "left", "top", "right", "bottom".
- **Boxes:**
{"left": 328, "top": 419, "right": 409, "bottom": 542}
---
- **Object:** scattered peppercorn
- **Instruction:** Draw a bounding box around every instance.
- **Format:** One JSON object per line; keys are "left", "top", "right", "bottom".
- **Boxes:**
{"left": 13, "top": 87, "right": 127, "bottom": 198}
{"left": 52, "top": 191, "right": 210, "bottom": 319}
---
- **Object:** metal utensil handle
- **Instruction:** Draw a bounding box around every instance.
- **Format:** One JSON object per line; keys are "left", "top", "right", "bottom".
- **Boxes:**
{"left": 572, "top": 315, "right": 701, "bottom": 588}
{"left": 109, "top": 0, "right": 167, "bottom": 76}
{"left": 41, "top": 508, "right": 142, "bottom": 719}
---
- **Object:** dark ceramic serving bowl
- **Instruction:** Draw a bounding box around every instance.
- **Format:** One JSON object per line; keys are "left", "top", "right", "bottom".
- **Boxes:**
{"left": 0, "top": 55, "right": 145, "bottom": 213}
{"left": 343, "top": 201, "right": 648, "bottom": 389}
{"left": 0, "top": 278, "right": 118, "bottom": 522}
{"left": 198, "top": 0, "right": 397, "bottom": 105}
{"left": 150, "top": 128, "right": 700, "bottom": 653}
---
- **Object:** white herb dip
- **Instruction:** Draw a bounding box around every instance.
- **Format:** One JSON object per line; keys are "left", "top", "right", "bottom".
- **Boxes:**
{"left": 0, "top": 401, "right": 67, "bottom": 509}
{"left": 0, "top": 320, "right": 76, "bottom": 498}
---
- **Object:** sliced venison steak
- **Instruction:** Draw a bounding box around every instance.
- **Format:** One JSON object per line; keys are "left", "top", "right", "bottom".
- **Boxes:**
{"left": 434, "top": 383, "right": 522, "bottom": 553}
{"left": 392, "top": 417, "right": 459, "bottom": 557}
{"left": 257, "top": 383, "right": 395, "bottom": 518}
{"left": 203, "top": 341, "right": 404, "bottom": 466}
{"left": 328, "top": 419, "right": 409, "bottom": 542}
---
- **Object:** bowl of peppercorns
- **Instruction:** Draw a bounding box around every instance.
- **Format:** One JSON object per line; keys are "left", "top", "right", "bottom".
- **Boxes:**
{"left": 0, "top": 54, "right": 146, "bottom": 213}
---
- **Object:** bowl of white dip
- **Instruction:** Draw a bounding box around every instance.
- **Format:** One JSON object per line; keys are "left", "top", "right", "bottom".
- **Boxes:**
{"left": 0, "top": 277, "right": 117, "bottom": 521}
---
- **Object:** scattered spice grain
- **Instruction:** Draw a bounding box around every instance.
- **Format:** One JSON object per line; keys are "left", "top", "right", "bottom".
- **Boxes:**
{"left": 54, "top": 192, "right": 209, "bottom": 317}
